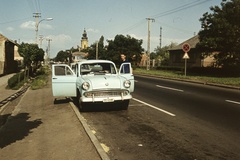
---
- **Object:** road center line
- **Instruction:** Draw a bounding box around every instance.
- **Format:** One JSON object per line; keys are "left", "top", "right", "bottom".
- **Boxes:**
{"left": 132, "top": 98, "right": 176, "bottom": 117}
{"left": 225, "top": 100, "right": 240, "bottom": 105}
{"left": 156, "top": 85, "right": 184, "bottom": 92}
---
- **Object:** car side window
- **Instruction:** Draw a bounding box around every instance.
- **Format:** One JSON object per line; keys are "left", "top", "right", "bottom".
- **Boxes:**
{"left": 120, "top": 63, "right": 130, "bottom": 74}
{"left": 55, "top": 66, "right": 74, "bottom": 76}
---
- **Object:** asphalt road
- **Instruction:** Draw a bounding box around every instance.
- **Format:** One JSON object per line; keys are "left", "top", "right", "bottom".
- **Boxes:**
{"left": 81, "top": 75, "right": 240, "bottom": 160}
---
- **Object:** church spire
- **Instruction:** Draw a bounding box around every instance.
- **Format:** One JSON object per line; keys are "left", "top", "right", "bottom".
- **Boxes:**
{"left": 81, "top": 28, "right": 88, "bottom": 50}
{"left": 82, "top": 28, "right": 88, "bottom": 40}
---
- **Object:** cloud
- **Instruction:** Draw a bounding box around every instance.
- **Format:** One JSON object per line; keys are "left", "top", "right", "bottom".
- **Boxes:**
{"left": 20, "top": 21, "right": 35, "bottom": 30}
{"left": 44, "top": 34, "right": 72, "bottom": 55}
{"left": 6, "top": 27, "right": 14, "bottom": 31}
{"left": 20, "top": 21, "right": 53, "bottom": 30}
{"left": 39, "top": 24, "right": 53, "bottom": 30}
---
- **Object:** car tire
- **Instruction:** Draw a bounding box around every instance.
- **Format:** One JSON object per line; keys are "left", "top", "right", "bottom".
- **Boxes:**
{"left": 77, "top": 92, "right": 87, "bottom": 112}
{"left": 79, "top": 101, "right": 87, "bottom": 112}
{"left": 121, "top": 100, "right": 129, "bottom": 110}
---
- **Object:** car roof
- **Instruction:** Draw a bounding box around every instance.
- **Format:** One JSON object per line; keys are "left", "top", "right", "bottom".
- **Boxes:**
{"left": 77, "top": 59, "right": 115, "bottom": 65}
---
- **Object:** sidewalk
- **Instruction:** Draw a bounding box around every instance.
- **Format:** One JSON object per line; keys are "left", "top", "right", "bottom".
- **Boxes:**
{"left": 0, "top": 79, "right": 102, "bottom": 160}
{"left": 0, "top": 73, "right": 17, "bottom": 103}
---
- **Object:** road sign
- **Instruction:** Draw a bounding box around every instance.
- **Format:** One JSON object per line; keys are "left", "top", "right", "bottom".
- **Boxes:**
{"left": 182, "top": 43, "right": 190, "bottom": 53}
{"left": 183, "top": 52, "right": 190, "bottom": 59}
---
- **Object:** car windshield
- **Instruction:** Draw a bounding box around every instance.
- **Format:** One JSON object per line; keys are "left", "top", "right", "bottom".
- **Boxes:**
{"left": 80, "top": 62, "right": 116, "bottom": 75}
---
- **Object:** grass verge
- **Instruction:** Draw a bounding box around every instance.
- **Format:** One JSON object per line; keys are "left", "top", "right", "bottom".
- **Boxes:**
{"left": 31, "top": 66, "right": 50, "bottom": 90}
{"left": 133, "top": 68, "right": 240, "bottom": 87}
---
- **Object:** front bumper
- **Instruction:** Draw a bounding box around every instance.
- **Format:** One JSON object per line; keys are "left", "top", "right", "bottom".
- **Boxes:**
{"left": 80, "top": 90, "right": 132, "bottom": 103}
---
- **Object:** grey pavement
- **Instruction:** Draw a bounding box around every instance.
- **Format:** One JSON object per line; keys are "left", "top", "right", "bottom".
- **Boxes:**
{"left": 0, "top": 74, "right": 17, "bottom": 102}
{"left": 0, "top": 75, "right": 104, "bottom": 160}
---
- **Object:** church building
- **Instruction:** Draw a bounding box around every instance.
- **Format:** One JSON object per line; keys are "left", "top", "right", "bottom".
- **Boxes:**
{"left": 81, "top": 29, "right": 88, "bottom": 50}
{"left": 71, "top": 29, "right": 89, "bottom": 63}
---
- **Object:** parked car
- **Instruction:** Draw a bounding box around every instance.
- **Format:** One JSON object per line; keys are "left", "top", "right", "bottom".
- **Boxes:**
{"left": 52, "top": 60, "right": 134, "bottom": 111}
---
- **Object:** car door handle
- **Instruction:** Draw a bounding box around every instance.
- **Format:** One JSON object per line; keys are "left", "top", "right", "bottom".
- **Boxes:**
{"left": 52, "top": 78, "right": 57, "bottom": 79}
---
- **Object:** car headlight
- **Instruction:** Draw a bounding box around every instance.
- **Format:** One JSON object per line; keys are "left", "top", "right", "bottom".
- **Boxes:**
{"left": 124, "top": 80, "right": 131, "bottom": 88}
{"left": 82, "top": 82, "right": 90, "bottom": 90}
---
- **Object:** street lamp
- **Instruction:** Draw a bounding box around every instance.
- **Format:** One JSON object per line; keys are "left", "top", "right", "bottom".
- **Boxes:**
{"left": 35, "top": 17, "right": 53, "bottom": 45}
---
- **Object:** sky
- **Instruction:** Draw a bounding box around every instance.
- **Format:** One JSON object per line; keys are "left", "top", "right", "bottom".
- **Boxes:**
{"left": 0, "top": 0, "right": 222, "bottom": 58}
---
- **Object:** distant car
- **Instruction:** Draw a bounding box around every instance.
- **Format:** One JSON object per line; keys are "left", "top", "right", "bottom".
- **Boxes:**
{"left": 52, "top": 60, "right": 134, "bottom": 111}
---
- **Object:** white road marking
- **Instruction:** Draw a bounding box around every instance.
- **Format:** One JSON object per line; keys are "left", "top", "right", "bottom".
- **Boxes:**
{"left": 132, "top": 98, "right": 176, "bottom": 117}
{"left": 225, "top": 100, "right": 240, "bottom": 105}
{"left": 156, "top": 85, "right": 184, "bottom": 92}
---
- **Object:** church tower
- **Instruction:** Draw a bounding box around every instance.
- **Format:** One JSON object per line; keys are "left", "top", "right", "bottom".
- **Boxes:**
{"left": 81, "top": 29, "right": 88, "bottom": 50}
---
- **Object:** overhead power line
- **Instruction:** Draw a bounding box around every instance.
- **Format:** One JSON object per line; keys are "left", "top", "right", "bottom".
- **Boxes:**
{"left": 117, "top": 0, "right": 212, "bottom": 35}
{"left": 0, "top": 17, "right": 31, "bottom": 24}
{"left": 152, "top": 0, "right": 212, "bottom": 18}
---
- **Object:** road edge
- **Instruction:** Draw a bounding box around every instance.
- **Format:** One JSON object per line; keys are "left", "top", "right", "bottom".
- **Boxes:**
{"left": 69, "top": 102, "right": 110, "bottom": 160}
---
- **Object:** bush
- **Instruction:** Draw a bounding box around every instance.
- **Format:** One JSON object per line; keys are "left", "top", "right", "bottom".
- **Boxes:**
{"left": 7, "top": 71, "right": 25, "bottom": 89}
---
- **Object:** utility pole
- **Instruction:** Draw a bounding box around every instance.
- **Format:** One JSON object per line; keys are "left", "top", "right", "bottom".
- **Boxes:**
{"left": 39, "top": 35, "right": 44, "bottom": 48}
{"left": 33, "top": 13, "right": 41, "bottom": 44}
{"left": 46, "top": 38, "right": 52, "bottom": 62}
{"left": 159, "top": 27, "right": 162, "bottom": 48}
{"left": 96, "top": 41, "right": 98, "bottom": 60}
{"left": 146, "top": 17, "right": 155, "bottom": 70}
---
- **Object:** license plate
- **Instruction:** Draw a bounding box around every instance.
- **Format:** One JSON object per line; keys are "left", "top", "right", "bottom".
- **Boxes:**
{"left": 103, "top": 98, "right": 114, "bottom": 103}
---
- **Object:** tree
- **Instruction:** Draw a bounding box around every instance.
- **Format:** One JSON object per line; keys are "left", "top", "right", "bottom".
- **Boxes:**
{"left": 18, "top": 43, "right": 44, "bottom": 67}
{"left": 87, "top": 36, "right": 107, "bottom": 60}
{"left": 54, "top": 50, "right": 70, "bottom": 62}
{"left": 107, "top": 34, "right": 144, "bottom": 65}
{"left": 153, "top": 42, "right": 177, "bottom": 66}
{"left": 197, "top": 0, "right": 240, "bottom": 68}
{"left": 18, "top": 43, "right": 45, "bottom": 77}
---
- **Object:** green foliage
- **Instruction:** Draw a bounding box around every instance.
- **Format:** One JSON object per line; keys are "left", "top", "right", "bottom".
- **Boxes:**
{"left": 31, "top": 66, "right": 49, "bottom": 90}
{"left": 7, "top": 71, "right": 25, "bottom": 89}
{"left": 106, "top": 34, "right": 144, "bottom": 64}
{"left": 134, "top": 68, "right": 240, "bottom": 87}
{"left": 54, "top": 50, "right": 70, "bottom": 62}
{"left": 153, "top": 42, "right": 177, "bottom": 66}
{"left": 88, "top": 36, "right": 107, "bottom": 60}
{"left": 18, "top": 43, "right": 44, "bottom": 67}
{"left": 197, "top": 0, "right": 240, "bottom": 68}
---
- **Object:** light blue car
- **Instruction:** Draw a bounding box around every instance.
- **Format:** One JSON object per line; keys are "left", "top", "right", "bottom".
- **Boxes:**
{"left": 52, "top": 60, "right": 134, "bottom": 111}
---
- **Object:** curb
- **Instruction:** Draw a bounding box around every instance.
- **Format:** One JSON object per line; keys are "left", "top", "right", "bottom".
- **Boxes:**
{"left": 69, "top": 102, "right": 110, "bottom": 160}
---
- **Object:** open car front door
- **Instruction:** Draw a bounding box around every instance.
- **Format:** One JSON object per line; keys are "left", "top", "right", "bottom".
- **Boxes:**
{"left": 52, "top": 64, "right": 77, "bottom": 97}
{"left": 119, "top": 62, "right": 134, "bottom": 92}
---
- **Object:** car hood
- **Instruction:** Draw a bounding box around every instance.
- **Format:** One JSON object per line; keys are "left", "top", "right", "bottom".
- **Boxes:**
{"left": 83, "top": 75, "right": 122, "bottom": 90}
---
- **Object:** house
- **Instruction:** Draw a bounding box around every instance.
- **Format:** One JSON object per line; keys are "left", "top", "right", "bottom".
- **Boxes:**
{"left": 0, "top": 34, "right": 19, "bottom": 75}
{"left": 168, "top": 35, "right": 216, "bottom": 68}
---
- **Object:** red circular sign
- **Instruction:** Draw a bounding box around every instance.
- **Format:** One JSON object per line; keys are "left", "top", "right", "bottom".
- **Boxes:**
{"left": 182, "top": 43, "right": 190, "bottom": 52}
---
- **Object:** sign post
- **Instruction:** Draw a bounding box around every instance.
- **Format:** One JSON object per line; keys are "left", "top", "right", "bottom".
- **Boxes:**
{"left": 182, "top": 43, "right": 190, "bottom": 76}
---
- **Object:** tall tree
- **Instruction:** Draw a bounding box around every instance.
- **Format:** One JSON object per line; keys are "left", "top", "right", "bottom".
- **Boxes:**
{"left": 18, "top": 43, "right": 44, "bottom": 77}
{"left": 197, "top": 0, "right": 240, "bottom": 68}
{"left": 107, "top": 34, "right": 144, "bottom": 65}
{"left": 87, "top": 36, "right": 106, "bottom": 60}
{"left": 18, "top": 43, "right": 44, "bottom": 68}
{"left": 55, "top": 50, "right": 70, "bottom": 62}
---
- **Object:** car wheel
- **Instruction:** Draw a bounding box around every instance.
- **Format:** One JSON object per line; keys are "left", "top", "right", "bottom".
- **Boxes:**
{"left": 78, "top": 96, "right": 87, "bottom": 112}
{"left": 121, "top": 100, "right": 129, "bottom": 110}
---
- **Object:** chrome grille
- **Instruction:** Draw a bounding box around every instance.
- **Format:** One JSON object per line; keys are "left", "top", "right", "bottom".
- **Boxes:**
{"left": 84, "top": 90, "right": 128, "bottom": 98}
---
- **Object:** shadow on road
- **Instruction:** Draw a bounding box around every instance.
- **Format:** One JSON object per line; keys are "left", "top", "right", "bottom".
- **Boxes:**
{"left": 79, "top": 102, "right": 125, "bottom": 112}
{"left": 0, "top": 113, "right": 42, "bottom": 148}
{"left": 53, "top": 98, "right": 71, "bottom": 104}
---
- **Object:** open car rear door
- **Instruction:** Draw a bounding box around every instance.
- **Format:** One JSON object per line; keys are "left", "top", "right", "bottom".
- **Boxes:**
{"left": 52, "top": 64, "right": 77, "bottom": 97}
{"left": 119, "top": 62, "right": 134, "bottom": 92}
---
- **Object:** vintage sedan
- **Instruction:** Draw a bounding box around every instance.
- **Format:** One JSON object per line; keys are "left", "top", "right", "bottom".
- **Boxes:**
{"left": 52, "top": 60, "right": 134, "bottom": 111}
